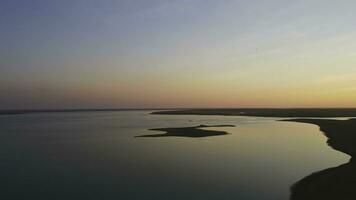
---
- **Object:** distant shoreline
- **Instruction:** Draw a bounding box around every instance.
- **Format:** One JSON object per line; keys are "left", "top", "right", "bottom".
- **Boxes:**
{"left": 0, "top": 108, "right": 169, "bottom": 116}
{"left": 151, "top": 108, "right": 356, "bottom": 117}
{"left": 2, "top": 108, "right": 356, "bottom": 117}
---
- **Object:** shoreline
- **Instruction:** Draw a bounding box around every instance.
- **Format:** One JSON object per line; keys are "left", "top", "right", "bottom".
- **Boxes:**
{"left": 281, "top": 118, "right": 356, "bottom": 200}
{"left": 281, "top": 118, "right": 356, "bottom": 158}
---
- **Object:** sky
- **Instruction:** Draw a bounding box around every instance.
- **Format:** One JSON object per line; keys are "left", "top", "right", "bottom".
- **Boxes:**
{"left": 1, "top": 0, "right": 356, "bottom": 109}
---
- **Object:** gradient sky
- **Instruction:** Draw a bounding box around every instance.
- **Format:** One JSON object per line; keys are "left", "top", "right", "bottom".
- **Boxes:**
{"left": 1, "top": 0, "right": 356, "bottom": 109}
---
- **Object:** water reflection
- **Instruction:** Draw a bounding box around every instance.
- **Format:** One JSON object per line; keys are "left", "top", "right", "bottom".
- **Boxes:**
{"left": 0, "top": 111, "right": 349, "bottom": 200}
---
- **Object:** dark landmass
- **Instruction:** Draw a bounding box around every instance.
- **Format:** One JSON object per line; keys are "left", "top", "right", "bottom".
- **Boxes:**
{"left": 136, "top": 124, "right": 235, "bottom": 138}
{"left": 152, "top": 108, "right": 356, "bottom": 117}
{"left": 282, "top": 118, "right": 356, "bottom": 200}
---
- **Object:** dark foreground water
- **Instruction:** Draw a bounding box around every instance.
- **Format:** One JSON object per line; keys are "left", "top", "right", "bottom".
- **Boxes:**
{"left": 0, "top": 111, "right": 349, "bottom": 200}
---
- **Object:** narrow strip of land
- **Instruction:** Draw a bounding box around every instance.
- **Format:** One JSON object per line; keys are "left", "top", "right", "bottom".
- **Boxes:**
{"left": 136, "top": 124, "right": 234, "bottom": 138}
{"left": 152, "top": 108, "right": 356, "bottom": 117}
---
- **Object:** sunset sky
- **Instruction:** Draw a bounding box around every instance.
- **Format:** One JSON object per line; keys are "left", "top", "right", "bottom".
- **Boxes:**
{"left": 1, "top": 0, "right": 356, "bottom": 109}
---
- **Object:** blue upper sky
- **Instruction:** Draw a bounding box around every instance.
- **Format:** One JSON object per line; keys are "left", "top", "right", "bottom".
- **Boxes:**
{"left": 1, "top": 0, "right": 356, "bottom": 108}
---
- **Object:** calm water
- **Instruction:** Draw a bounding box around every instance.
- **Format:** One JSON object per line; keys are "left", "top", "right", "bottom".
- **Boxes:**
{"left": 0, "top": 111, "right": 349, "bottom": 200}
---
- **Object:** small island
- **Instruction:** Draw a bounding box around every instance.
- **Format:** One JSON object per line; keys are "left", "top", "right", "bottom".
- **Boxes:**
{"left": 136, "top": 124, "right": 235, "bottom": 138}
